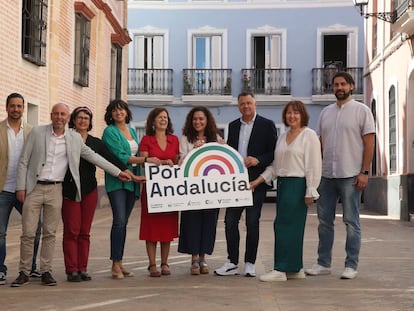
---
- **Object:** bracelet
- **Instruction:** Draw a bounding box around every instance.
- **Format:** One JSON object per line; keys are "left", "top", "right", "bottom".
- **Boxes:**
{"left": 144, "top": 157, "right": 147, "bottom": 163}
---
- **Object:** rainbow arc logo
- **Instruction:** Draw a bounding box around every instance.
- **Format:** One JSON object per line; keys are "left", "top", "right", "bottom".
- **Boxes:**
{"left": 145, "top": 142, "right": 252, "bottom": 213}
{"left": 182, "top": 143, "right": 245, "bottom": 177}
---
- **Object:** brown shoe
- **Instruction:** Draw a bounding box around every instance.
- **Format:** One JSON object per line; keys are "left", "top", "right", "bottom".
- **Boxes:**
{"left": 11, "top": 272, "right": 29, "bottom": 287}
{"left": 41, "top": 272, "right": 57, "bottom": 286}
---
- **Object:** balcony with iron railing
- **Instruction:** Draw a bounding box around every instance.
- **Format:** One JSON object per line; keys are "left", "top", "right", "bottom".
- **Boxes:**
{"left": 182, "top": 69, "right": 232, "bottom": 96}
{"left": 241, "top": 68, "right": 291, "bottom": 95}
{"left": 393, "top": 0, "right": 414, "bottom": 34}
{"left": 127, "top": 66, "right": 363, "bottom": 105}
{"left": 312, "top": 67, "right": 363, "bottom": 95}
{"left": 127, "top": 68, "right": 173, "bottom": 95}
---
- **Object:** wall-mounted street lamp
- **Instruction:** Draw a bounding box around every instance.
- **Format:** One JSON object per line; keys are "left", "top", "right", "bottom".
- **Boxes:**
{"left": 353, "top": 0, "right": 397, "bottom": 23}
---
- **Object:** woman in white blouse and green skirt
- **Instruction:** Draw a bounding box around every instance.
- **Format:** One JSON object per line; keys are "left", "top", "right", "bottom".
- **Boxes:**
{"left": 250, "top": 100, "right": 322, "bottom": 282}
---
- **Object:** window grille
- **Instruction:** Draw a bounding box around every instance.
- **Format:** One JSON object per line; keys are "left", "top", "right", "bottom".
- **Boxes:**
{"left": 74, "top": 13, "right": 90, "bottom": 86}
{"left": 22, "top": 0, "right": 48, "bottom": 66}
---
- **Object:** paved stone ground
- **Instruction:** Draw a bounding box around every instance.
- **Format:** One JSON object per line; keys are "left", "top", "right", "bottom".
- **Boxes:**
{"left": 2, "top": 202, "right": 414, "bottom": 311}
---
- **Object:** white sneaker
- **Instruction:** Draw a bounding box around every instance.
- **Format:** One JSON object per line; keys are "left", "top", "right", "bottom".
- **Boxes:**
{"left": 244, "top": 262, "right": 256, "bottom": 277}
{"left": 305, "top": 264, "right": 331, "bottom": 276}
{"left": 341, "top": 267, "right": 358, "bottom": 279}
{"left": 0, "top": 272, "right": 6, "bottom": 285}
{"left": 259, "top": 270, "right": 287, "bottom": 282}
{"left": 286, "top": 269, "right": 306, "bottom": 279}
{"left": 214, "top": 260, "right": 239, "bottom": 276}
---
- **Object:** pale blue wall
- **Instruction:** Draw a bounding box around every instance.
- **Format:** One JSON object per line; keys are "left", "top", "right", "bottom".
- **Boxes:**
{"left": 128, "top": 1, "right": 364, "bottom": 133}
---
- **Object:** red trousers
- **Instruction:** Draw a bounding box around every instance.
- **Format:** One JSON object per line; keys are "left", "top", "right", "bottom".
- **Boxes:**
{"left": 62, "top": 188, "right": 98, "bottom": 273}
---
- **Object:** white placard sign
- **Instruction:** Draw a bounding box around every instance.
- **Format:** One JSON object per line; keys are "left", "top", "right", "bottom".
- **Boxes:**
{"left": 145, "top": 143, "right": 253, "bottom": 213}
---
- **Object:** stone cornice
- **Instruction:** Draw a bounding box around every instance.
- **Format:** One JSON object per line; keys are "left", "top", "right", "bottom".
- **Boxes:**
{"left": 74, "top": 2, "right": 95, "bottom": 20}
{"left": 91, "top": 0, "right": 131, "bottom": 46}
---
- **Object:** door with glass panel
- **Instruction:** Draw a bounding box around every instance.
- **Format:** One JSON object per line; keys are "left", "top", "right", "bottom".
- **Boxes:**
{"left": 193, "top": 35, "right": 222, "bottom": 94}
{"left": 134, "top": 35, "right": 164, "bottom": 94}
{"left": 252, "top": 35, "right": 281, "bottom": 93}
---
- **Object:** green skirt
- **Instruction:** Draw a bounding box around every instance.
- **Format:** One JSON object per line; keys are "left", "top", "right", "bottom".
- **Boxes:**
{"left": 274, "top": 177, "right": 307, "bottom": 272}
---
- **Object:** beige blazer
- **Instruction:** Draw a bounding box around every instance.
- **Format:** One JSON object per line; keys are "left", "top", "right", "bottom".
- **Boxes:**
{"left": 0, "top": 118, "right": 32, "bottom": 191}
{"left": 16, "top": 124, "right": 121, "bottom": 201}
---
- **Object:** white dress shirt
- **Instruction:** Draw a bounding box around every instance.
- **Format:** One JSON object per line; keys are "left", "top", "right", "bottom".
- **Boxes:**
{"left": 4, "top": 121, "right": 25, "bottom": 192}
{"left": 238, "top": 113, "right": 256, "bottom": 158}
{"left": 38, "top": 129, "right": 68, "bottom": 182}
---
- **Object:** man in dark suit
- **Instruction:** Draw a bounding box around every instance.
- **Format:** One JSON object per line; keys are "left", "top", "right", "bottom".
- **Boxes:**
{"left": 214, "top": 92, "right": 277, "bottom": 277}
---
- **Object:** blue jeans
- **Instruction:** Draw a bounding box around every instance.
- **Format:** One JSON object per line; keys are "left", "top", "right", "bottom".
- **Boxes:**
{"left": 224, "top": 189, "right": 266, "bottom": 265}
{"left": 317, "top": 177, "right": 362, "bottom": 270}
{"left": 0, "top": 191, "right": 41, "bottom": 274}
{"left": 108, "top": 189, "right": 136, "bottom": 261}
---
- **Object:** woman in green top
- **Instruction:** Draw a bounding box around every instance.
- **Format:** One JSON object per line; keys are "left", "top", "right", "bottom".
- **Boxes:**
{"left": 102, "top": 99, "right": 155, "bottom": 279}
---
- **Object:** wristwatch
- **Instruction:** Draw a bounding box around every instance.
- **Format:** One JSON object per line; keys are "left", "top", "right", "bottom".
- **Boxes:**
{"left": 360, "top": 170, "right": 369, "bottom": 175}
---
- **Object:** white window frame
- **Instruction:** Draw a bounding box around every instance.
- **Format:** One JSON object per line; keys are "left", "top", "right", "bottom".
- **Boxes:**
{"left": 26, "top": 100, "right": 39, "bottom": 126}
{"left": 217, "top": 123, "right": 228, "bottom": 141}
{"left": 187, "top": 26, "right": 228, "bottom": 69}
{"left": 316, "top": 25, "right": 359, "bottom": 68}
{"left": 131, "top": 121, "right": 147, "bottom": 144}
{"left": 387, "top": 78, "right": 399, "bottom": 175}
{"left": 129, "top": 26, "right": 170, "bottom": 69}
{"left": 246, "top": 26, "right": 287, "bottom": 69}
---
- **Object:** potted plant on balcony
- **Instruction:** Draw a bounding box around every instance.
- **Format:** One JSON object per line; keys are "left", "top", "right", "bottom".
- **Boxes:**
{"left": 243, "top": 74, "right": 251, "bottom": 91}
{"left": 183, "top": 74, "right": 193, "bottom": 95}
{"left": 224, "top": 77, "right": 232, "bottom": 95}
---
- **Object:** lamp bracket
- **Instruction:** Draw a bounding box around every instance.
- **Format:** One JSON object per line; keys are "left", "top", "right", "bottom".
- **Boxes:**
{"left": 362, "top": 11, "right": 397, "bottom": 23}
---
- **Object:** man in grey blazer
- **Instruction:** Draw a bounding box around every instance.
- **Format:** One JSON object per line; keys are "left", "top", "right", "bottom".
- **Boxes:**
{"left": 11, "top": 103, "right": 131, "bottom": 287}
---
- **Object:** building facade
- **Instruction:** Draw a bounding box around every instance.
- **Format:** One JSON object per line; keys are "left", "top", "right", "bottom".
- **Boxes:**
{"left": 127, "top": 0, "right": 365, "bottom": 201}
{"left": 127, "top": 0, "right": 364, "bottom": 142}
{"left": 0, "top": 0, "right": 130, "bottom": 136}
{"left": 359, "top": 0, "right": 414, "bottom": 220}
{"left": 0, "top": 0, "right": 130, "bottom": 189}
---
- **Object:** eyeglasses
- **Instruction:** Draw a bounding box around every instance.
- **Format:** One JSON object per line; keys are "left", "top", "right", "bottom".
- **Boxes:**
{"left": 76, "top": 116, "right": 90, "bottom": 121}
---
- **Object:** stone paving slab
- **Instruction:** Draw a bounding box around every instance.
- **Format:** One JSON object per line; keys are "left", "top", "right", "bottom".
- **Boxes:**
{"left": 2, "top": 203, "right": 414, "bottom": 311}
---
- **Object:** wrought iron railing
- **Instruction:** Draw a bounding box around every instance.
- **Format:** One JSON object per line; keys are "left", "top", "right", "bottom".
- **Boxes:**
{"left": 312, "top": 67, "right": 363, "bottom": 95}
{"left": 241, "top": 68, "right": 291, "bottom": 95}
{"left": 127, "top": 68, "right": 173, "bottom": 95}
{"left": 182, "top": 69, "right": 232, "bottom": 95}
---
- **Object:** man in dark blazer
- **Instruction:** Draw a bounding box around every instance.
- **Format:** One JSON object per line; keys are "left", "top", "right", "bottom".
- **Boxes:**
{"left": 215, "top": 92, "right": 277, "bottom": 277}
